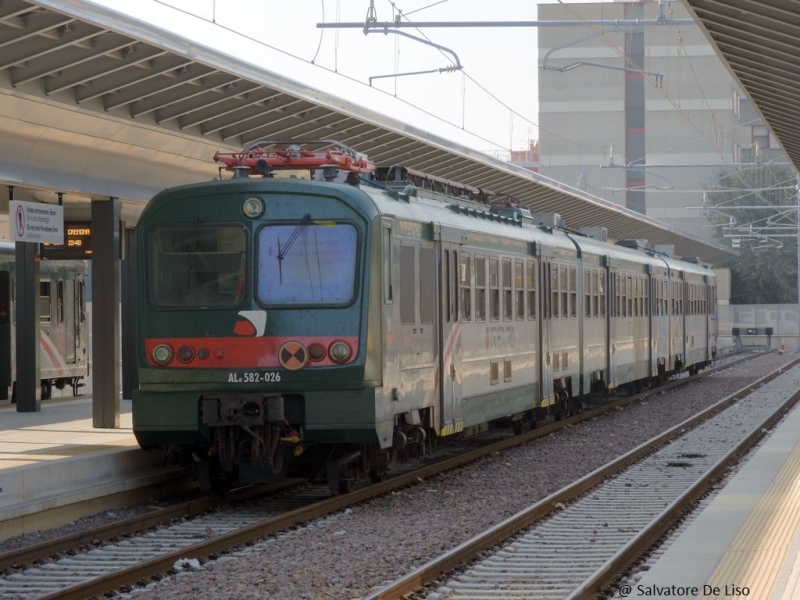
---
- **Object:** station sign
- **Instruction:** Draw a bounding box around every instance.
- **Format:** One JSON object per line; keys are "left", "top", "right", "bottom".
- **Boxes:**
{"left": 40, "top": 221, "right": 93, "bottom": 259}
{"left": 10, "top": 200, "right": 64, "bottom": 244}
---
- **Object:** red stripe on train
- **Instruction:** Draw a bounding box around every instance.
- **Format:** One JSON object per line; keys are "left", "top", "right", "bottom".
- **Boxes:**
{"left": 144, "top": 336, "right": 359, "bottom": 368}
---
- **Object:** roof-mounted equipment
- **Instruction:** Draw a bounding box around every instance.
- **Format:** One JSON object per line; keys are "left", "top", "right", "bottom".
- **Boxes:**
{"left": 214, "top": 140, "right": 377, "bottom": 181}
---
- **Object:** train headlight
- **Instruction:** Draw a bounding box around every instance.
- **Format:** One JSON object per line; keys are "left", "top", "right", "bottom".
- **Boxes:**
{"left": 152, "top": 344, "right": 173, "bottom": 365}
{"left": 308, "top": 343, "right": 326, "bottom": 362}
{"left": 242, "top": 196, "right": 265, "bottom": 219}
{"left": 328, "top": 341, "right": 351, "bottom": 364}
{"left": 177, "top": 345, "right": 195, "bottom": 363}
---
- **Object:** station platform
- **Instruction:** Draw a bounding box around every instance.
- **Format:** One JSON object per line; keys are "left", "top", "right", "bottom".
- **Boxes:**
{"left": 629, "top": 399, "right": 800, "bottom": 600}
{"left": 0, "top": 398, "right": 186, "bottom": 540}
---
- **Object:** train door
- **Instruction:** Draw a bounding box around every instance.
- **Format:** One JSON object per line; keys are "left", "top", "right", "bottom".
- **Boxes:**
{"left": 670, "top": 274, "right": 686, "bottom": 372}
{"left": 398, "top": 241, "right": 438, "bottom": 385}
{"left": 438, "top": 242, "right": 462, "bottom": 432}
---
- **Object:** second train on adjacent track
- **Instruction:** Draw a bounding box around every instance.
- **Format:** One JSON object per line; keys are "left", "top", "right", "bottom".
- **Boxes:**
{"left": 133, "top": 141, "right": 718, "bottom": 492}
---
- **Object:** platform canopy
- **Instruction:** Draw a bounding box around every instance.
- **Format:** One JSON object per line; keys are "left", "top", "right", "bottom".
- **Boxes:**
{"left": 682, "top": 0, "right": 800, "bottom": 173}
{"left": 0, "top": 0, "right": 734, "bottom": 263}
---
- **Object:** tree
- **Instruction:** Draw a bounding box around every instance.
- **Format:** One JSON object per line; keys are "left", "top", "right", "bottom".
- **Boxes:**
{"left": 703, "top": 165, "right": 798, "bottom": 304}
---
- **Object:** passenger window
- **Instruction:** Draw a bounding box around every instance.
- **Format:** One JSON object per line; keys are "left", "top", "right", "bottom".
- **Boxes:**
{"left": 420, "top": 247, "right": 435, "bottom": 324}
{"left": 460, "top": 253, "right": 472, "bottom": 322}
{"left": 39, "top": 280, "right": 52, "bottom": 324}
{"left": 444, "top": 250, "right": 451, "bottom": 323}
{"left": 79, "top": 280, "right": 86, "bottom": 321}
{"left": 451, "top": 250, "right": 458, "bottom": 321}
{"left": 599, "top": 272, "right": 605, "bottom": 317}
{"left": 584, "top": 271, "right": 591, "bottom": 318}
{"left": 400, "top": 245, "right": 415, "bottom": 324}
{"left": 57, "top": 280, "right": 64, "bottom": 324}
{"left": 550, "top": 264, "right": 559, "bottom": 319}
{"left": 475, "top": 255, "right": 486, "bottom": 322}
{"left": 526, "top": 261, "right": 536, "bottom": 319}
{"left": 626, "top": 276, "right": 633, "bottom": 317}
{"left": 489, "top": 257, "right": 499, "bottom": 321}
{"left": 569, "top": 266, "right": 577, "bottom": 318}
{"left": 560, "top": 265, "right": 568, "bottom": 319}
{"left": 502, "top": 258, "right": 512, "bottom": 321}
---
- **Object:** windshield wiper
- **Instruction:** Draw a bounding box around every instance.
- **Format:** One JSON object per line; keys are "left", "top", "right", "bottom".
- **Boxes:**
{"left": 277, "top": 214, "right": 311, "bottom": 283}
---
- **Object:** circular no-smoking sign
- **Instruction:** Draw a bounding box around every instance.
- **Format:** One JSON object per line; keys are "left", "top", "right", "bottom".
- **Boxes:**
{"left": 14, "top": 204, "right": 25, "bottom": 239}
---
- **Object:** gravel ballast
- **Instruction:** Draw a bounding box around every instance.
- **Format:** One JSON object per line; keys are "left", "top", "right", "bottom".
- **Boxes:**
{"left": 13, "top": 353, "right": 799, "bottom": 600}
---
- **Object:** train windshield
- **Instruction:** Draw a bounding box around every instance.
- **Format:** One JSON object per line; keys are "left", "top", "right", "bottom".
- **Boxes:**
{"left": 257, "top": 222, "right": 357, "bottom": 305}
{"left": 149, "top": 225, "right": 246, "bottom": 308}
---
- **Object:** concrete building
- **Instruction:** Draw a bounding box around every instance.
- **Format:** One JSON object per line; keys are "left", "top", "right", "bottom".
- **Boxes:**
{"left": 537, "top": 0, "right": 787, "bottom": 240}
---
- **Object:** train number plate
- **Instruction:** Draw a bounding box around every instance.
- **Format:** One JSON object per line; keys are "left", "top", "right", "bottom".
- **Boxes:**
{"left": 227, "top": 371, "right": 282, "bottom": 383}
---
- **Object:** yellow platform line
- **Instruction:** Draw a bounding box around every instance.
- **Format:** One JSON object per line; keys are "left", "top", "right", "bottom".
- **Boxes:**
{"left": 705, "top": 439, "right": 800, "bottom": 600}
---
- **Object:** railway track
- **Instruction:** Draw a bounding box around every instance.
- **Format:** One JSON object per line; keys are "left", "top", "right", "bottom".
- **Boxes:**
{"left": 363, "top": 357, "right": 800, "bottom": 600}
{"left": 0, "top": 351, "right": 774, "bottom": 600}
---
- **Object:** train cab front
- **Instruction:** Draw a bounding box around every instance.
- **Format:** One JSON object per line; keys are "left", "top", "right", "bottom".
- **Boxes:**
{"left": 132, "top": 177, "right": 377, "bottom": 490}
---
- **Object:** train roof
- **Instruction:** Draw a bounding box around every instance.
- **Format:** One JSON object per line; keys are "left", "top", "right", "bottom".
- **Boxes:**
{"left": 0, "top": 240, "right": 87, "bottom": 273}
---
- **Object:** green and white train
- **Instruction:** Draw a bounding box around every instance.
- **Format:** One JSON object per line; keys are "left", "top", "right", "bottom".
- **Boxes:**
{"left": 133, "top": 142, "right": 717, "bottom": 493}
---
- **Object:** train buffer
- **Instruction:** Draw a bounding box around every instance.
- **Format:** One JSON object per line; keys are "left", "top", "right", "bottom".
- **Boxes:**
{"left": 732, "top": 327, "right": 773, "bottom": 350}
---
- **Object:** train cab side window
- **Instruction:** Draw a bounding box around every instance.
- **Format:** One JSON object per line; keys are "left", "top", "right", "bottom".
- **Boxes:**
{"left": 57, "top": 280, "right": 64, "bottom": 324}
{"left": 502, "top": 258, "right": 512, "bottom": 321}
{"left": 383, "top": 226, "right": 393, "bottom": 304}
{"left": 420, "top": 247, "right": 435, "bottom": 324}
{"left": 489, "top": 257, "right": 499, "bottom": 321}
{"left": 400, "top": 245, "right": 416, "bottom": 324}
{"left": 475, "top": 255, "right": 486, "bottom": 322}
{"left": 460, "top": 253, "right": 472, "bottom": 322}
{"left": 549, "top": 263, "right": 558, "bottom": 319}
{"left": 560, "top": 265, "right": 568, "bottom": 319}
{"left": 644, "top": 277, "right": 649, "bottom": 316}
{"left": 515, "top": 260, "right": 524, "bottom": 320}
{"left": 526, "top": 261, "right": 536, "bottom": 319}
{"left": 40, "top": 280, "right": 52, "bottom": 324}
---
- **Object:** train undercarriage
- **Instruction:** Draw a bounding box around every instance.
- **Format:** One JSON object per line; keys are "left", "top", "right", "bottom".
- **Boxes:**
{"left": 185, "top": 358, "right": 711, "bottom": 494}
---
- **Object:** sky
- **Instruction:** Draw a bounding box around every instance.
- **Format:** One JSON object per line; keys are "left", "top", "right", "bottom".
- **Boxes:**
{"left": 88, "top": 0, "right": 609, "bottom": 157}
